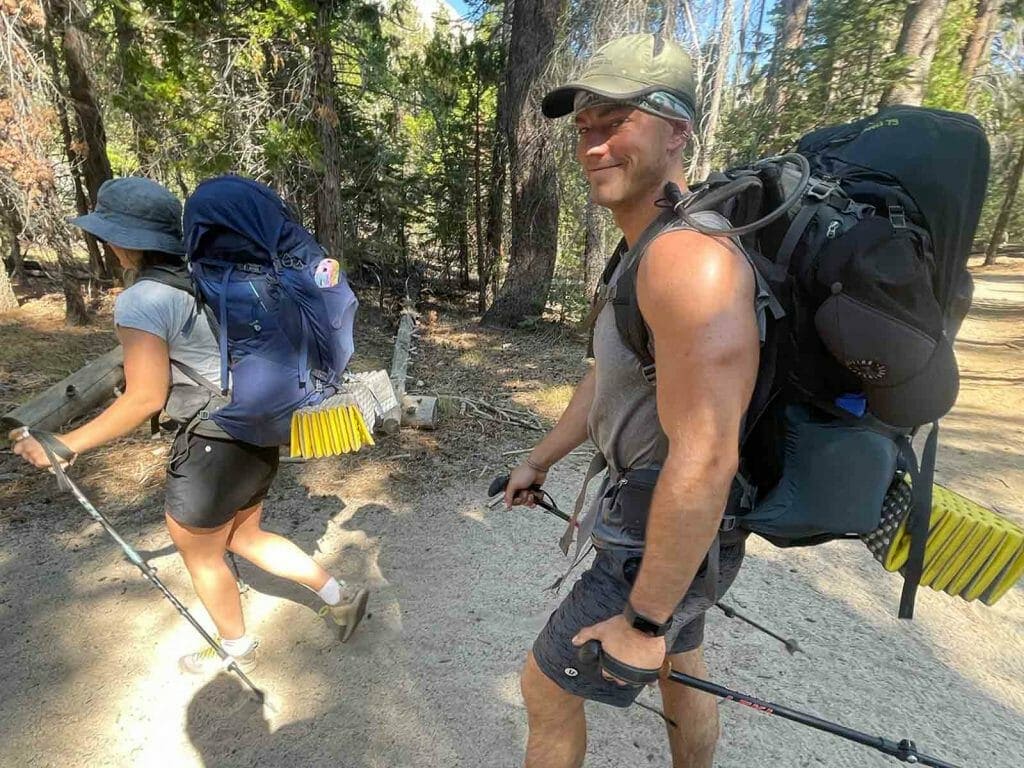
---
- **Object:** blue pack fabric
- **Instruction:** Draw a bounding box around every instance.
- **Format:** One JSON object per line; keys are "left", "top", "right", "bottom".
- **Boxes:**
{"left": 182, "top": 176, "right": 357, "bottom": 446}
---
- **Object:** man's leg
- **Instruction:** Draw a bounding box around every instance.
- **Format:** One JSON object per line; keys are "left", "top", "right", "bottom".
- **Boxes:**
{"left": 521, "top": 651, "right": 587, "bottom": 768}
{"left": 659, "top": 646, "right": 719, "bottom": 768}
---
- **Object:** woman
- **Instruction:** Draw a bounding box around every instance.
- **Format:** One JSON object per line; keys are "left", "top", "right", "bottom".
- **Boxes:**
{"left": 10, "top": 177, "right": 368, "bottom": 674}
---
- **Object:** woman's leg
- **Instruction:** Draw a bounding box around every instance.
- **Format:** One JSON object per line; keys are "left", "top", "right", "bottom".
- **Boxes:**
{"left": 225, "top": 503, "right": 332, "bottom": 591}
{"left": 165, "top": 511, "right": 245, "bottom": 640}
{"left": 226, "top": 503, "right": 368, "bottom": 642}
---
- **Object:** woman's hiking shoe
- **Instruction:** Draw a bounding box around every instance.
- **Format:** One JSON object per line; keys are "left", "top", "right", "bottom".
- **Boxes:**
{"left": 318, "top": 586, "right": 369, "bottom": 642}
{"left": 179, "top": 640, "right": 258, "bottom": 676}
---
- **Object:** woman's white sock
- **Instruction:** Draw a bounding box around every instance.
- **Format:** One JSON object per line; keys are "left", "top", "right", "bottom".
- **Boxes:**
{"left": 221, "top": 635, "right": 255, "bottom": 656}
{"left": 317, "top": 576, "right": 344, "bottom": 606}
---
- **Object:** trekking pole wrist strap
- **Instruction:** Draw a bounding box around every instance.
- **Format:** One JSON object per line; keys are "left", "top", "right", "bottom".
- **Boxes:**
{"left": 26, "top": 429, "right": 77, "bottom": 492}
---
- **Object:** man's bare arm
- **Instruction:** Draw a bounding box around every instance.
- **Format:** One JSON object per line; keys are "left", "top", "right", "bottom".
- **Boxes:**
{"left": 627, "top": 230, "right": 760, "bottom": 623}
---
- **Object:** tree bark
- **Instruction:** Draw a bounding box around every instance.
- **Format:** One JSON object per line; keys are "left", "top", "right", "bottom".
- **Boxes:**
{"left": 765, "top": 0, "right": 811, "bottom": 112}
{"left": 662, "top": 0, "right": 677, "bottom": 37}
{"left": 582, "top": 200, "right": 604, "bottom": 300}
{"left": 474, "top": 78, "right": 488, "bottom": 313}
{"left": 879, "top": 0, "right": 949, "bottom": 107}
{"left": 3, "top": 208, "right": 26, "bottom": 284}
{"left": 39, "top": 16, "right": 105, "bottom": 278}
{"left": 986, "top": 139, "right": 1024, "bottom": 266}
{"left": 733, "top": 0, "right": 754, "bottom": 89}
{"left": 0, "top": 259, "right": 18, "bottom": 313}
{"left": 311, "top": 0, "right": 348, "bottom": 265}
{"left": 44, "top": 1, "right": 119, "bottom": 281}
{"left": 960, "top": 0, "right": 1002, "bottom": 84}
{"left": 695, "top": 0, "right": 733, "bottom": 180}
{"left": 482, "top": 0, "right": 564, "bottom": 327}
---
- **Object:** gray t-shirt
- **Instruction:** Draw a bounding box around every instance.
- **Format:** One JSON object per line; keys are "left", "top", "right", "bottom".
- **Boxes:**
{"left": 114, "top": 280, "right": 222, "bottom": 389}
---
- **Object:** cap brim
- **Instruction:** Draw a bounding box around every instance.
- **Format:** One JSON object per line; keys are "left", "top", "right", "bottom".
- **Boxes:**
{"left": 69, "top": 211, "right": 185, "bottom": 256}
{"left": 542, "top": 76, "right": 677, "bottom": 118}
{"left": 815, "top": 292, "right": 959, "bottom": 427}
{"left": 864, "top": 337, "right": 959, "bottom": 427}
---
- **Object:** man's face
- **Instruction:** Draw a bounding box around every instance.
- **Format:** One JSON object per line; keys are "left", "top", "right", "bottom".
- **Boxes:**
{"left": 574, "top": 103, "right": 686, "bottom": 209}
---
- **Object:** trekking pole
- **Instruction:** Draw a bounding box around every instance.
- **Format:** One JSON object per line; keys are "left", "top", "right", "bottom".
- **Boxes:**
{"left": 489, "top": 475, "right": 804, "bottom": 654}
{"left": 579, "top": 640, "right": 959, "bottom": 768}
{"left": 714, "top": 601, "right": 804, "bottom": 654}
{"left": 664, "top": 669, "right": 959, "bottom": 767}
{"left": 20, "top": 428, "right": 267, "bottom": 704}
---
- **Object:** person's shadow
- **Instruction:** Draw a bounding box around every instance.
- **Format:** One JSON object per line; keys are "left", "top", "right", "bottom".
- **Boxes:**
{"left": 186, "top": 675, "right": 319, "bottom": 767}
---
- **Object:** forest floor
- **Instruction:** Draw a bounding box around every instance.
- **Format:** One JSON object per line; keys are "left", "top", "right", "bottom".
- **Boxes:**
{"left": 0, "top": 259, "right": 1021, "bottom": 768}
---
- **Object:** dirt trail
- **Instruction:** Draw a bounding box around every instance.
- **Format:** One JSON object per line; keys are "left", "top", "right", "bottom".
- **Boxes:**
{"left": 0, "top": 264, "right": 1021, "bottom": 767}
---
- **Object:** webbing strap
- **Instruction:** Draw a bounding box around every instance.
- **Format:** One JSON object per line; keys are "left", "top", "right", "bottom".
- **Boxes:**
{"left": 898, "top": 423, "right": 939, "bottom": 619}
{"left": 559, "top": 451, "right": 608, "bottom": 557}
{"left": 775, "top": 201, "right": 821, "bottom": 274}
{"left": 170, "top": 359, "right": 222, "bottom": 396}
{"left": 27, "top": 429, "right": 76, "bottom": 493}
{"left": 217, "top": 265, "right": 233, "bottom": 395}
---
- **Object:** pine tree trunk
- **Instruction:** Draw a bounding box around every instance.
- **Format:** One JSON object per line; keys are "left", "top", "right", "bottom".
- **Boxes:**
{"left": 696, "top": 0, "right": 733, "bottom": 179}
{"left": 482, "top": 0, "right": 564, "bottom": 327}
{"left": 311, "top": 0, "right": 348, "bottom": 265}
{"left": 0, "top": 255, "right": 18, "bottom": 313}
{"left": 765, "top": 0, "right": 811, "bottom": 112}
{"left": 733, "top": 0, "right": 753, "bottom": 91}
{"left": 3, "top": 208, "right": 26, "bottom": 284}
{"left": 582, "top": 200, "right": 604, "bottom": 299}
{"left": 985, "top": 140, "right": 1024, "bottom": 266}
{"left": 474, "top": 80, "right": 488, "bottom": 313}
{"left": 46, "top": 2, "right": 120, "bottom": 282}
{"left": 880, "top": 0, "right": 948, "bottom": 107}
{"left": 960, "top": 0, "right": 1001, "bottom": 85}
{"left": 40, "top": 18, "right": 105, "bottom": 278}
{"left": 663, "top": 0, "right": 677, "bottom": 37}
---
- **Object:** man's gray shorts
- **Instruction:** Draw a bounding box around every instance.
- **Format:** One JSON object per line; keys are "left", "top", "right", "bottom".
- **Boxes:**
{"left": 532, "top": 541, "right": 745, "bottom": 707}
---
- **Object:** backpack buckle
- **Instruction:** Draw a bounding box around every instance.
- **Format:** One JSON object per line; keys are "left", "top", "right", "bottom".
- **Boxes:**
{"left": 198, "top": 409, "right": 210, "bottom": 420}
{"left": 805, "top": 179, "right": 839, "bottom": 201}
{"left": 640, "top": 362, "right": 657, "bottom": 385}
{"left": 888, "top": 205, "right": 908, "bottom": 229}
{"left": 720, "top": 515, "right": 737, "bottom": 532}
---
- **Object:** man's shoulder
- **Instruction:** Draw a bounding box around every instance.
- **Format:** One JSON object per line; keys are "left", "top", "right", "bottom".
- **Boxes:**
{"left": 640, "top": 226, "right": 753, "bottom": 300}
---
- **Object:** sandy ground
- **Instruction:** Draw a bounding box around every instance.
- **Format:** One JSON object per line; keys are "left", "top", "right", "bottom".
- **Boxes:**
{"left": 0, "top": 263, "right": 1021, "bottom": 768}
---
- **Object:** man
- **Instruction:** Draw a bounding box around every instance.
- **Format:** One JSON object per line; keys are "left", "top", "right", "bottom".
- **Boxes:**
{"left": 505, "top": 34, "right": 762, "bottom": 767}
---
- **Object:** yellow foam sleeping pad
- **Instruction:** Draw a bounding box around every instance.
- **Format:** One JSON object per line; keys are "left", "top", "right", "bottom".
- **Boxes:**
{"left": 289, "top": 394, "right": 375, "bottom": 459}
{"left": 862, "top": 479, "right": 1024, "bottom": 607}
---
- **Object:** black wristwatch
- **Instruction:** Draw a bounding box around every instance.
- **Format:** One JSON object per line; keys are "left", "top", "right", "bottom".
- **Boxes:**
{"left": 623, "top": 601, "right": 671, "bottom": 638}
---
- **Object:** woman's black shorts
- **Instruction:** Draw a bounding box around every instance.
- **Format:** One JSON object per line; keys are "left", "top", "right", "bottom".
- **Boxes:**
{"left": 165, "top": 430, "right": 279, "bottom": 529}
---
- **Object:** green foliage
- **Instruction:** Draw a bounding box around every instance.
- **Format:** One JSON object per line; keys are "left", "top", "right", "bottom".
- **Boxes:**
{"left": 923, "top": 0, "right": 976, "bottom": 111}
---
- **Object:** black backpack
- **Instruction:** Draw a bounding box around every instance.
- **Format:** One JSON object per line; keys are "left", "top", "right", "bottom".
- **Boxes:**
{"left": 594, "top": 106, "right": 990, "bottom": 618}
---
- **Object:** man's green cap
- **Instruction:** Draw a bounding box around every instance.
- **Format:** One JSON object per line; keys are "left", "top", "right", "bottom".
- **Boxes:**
{"left": 542, "top": 34, "right": 696, "bottom": 119}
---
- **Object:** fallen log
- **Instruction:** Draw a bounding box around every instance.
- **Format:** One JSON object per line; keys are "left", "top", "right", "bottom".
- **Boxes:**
{"left": 401, "top": 394, "right": 438, "bottom": 430}
{"left": 1, "top": 346, "right": 124, "bottom": 432}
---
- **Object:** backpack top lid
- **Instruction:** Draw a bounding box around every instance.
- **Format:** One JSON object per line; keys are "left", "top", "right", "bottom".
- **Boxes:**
{"left": 799, "top": 106, "right": 990, "bottom": 310}
{"left": 183, "top": 175, "right": 311, "bottom": 261}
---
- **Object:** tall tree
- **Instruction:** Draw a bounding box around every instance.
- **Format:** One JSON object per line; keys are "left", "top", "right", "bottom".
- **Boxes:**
{"left": 483, "top": 0, "right": 565, "bottom": 326}
{"left": 960, "top": 0, "right": 1003, "bottom": 83}
{"left": 696, "top": 0, "right": 734, "bottom": 179}
{"left": 985, "top": 138, "right": 1024, "bottom": 265}
{"left": 765, "top": 0, "right": 811, "bottom": 112}
{"left": 310, "top": 0, "right": 348, "bottom": 264}
{"left": 39, "top": 13, "right": 105, "bottom": 279}
{"left": 45, "top": 0, "right": 119, "bottom": 280}
{"left": 880, "top": 0, "right": 949, "bottom": 106}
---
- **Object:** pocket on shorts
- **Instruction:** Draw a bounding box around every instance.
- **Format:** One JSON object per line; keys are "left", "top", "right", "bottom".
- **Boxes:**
{"left": 166, "top": 431, "right": 192, "bottom": 476}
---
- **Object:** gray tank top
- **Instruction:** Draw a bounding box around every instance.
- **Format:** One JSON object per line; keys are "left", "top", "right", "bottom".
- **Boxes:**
{"left": 588, "top": 211, "right": 769, "bottom": 548}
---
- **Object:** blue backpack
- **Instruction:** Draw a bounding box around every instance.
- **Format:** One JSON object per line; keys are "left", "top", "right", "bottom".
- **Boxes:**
{"left": 180, "top": 175, "right": 358, "bottom": 446}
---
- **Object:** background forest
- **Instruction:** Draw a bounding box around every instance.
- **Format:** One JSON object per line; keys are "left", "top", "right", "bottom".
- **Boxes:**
{"left": 1, "top": 0, "right": 1022, "bottom": 328}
